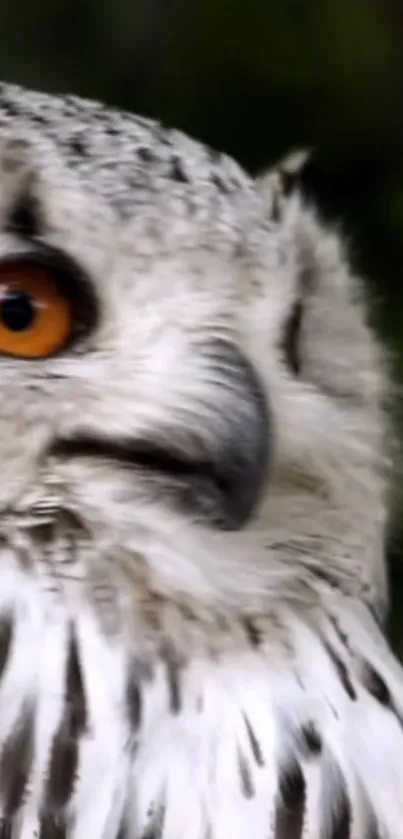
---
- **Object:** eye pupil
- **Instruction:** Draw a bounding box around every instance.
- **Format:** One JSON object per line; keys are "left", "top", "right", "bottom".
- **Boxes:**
{"left": 1, "top": 289, "right": 36, "bottom": 332}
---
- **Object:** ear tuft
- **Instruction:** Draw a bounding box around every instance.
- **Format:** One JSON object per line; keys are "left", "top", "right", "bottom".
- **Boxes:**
{"left": 255, "top": 148, "right": 311, "bottom": 221}
{"left": 276, "top": 148, "right": 311, "bottom": 179}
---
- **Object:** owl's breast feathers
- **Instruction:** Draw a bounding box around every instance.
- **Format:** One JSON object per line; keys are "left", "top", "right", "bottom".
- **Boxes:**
{"left": 0, "top": 558, "right": 400, "bottom": 838}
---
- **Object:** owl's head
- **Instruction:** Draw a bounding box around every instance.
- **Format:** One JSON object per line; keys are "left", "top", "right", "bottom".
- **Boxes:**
{"left": 0, "top": 84, "right": 392, "bottom": 619}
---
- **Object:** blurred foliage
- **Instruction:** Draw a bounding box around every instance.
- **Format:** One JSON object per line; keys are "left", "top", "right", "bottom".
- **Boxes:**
{"left": 1, "top": 0, "right": 403, "bottom": 643}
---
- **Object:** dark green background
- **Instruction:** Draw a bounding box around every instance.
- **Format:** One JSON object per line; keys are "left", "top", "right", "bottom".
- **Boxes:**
{"left": 2, "top": 0, "right": 403, "bottom": 647}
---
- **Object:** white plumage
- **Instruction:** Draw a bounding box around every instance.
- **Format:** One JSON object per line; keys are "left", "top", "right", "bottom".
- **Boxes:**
{"left": 0, "top": 82, "right": 399, "bottom": 837}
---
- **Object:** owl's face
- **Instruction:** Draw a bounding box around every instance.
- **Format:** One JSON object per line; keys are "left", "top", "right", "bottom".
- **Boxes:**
{"left": 0, "top": 84, "right": 390, "bottom": 615}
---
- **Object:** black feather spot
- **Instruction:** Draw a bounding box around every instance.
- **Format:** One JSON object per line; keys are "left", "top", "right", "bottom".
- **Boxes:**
{"left": 361, "top": 660, "right": 403, "bottom": 728}
{"left": 7, "top": 192, "right": 41, "bottom": 239}
{"left": 69, "top": 137, "right": 88, "bottom": 157}
{"left": 361, "top": 661, "right": 390, "bottom": 705}
{"left": 242, "top": 617, "right": 262, "bottom": 648}
{"left": 211, "top": 173, "right": 230, "bottom": 194}
{"left": 137, "top": 146, "right": 156, "bottom": 163}
{"left": 300, "top": 722, "right": 323, "bottom": 755}
{"left": 170, "top": 156, "right": 189, "bottom": 183}
{"left": 31, "top": 114, "right": 49, "bottom": 126}
{"left": 0, "top": 100, "right": 20, "bottom": 118}
{"left": 275, "top": 760, "right": 305, "bottom": 839}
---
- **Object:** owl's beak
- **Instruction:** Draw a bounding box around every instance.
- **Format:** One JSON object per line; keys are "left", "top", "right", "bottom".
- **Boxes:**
{"left": 48, "top": 343, "right": 271, "bottom": 531}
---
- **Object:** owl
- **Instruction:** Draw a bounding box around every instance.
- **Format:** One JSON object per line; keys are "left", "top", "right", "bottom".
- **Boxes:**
{"left": 0, "top": 80, "right": 399, "bottom": 839}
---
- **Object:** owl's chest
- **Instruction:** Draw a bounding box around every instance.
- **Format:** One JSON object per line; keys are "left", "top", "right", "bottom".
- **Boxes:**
{"left": 0, "top": 566, "right": 281, "bottom": 839}
{"left": 0, "top": 560, "right": 399, "bottom": 839}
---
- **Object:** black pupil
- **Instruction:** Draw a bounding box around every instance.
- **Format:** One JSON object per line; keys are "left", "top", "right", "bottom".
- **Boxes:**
{"left": 1, "top": 289, "right": 36, "bottom": 332}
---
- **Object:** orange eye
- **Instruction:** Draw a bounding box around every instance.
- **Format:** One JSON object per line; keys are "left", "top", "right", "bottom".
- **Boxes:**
{"left": 0, "top": 263, "right": 73, "bottom": 358}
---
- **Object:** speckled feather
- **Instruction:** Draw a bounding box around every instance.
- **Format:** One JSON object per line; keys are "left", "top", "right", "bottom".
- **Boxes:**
{"left": 0, "top": 82, "right": 399, "bottom": 838}
{"left": 0, "top": 83, "right": 259, "bottom": 249}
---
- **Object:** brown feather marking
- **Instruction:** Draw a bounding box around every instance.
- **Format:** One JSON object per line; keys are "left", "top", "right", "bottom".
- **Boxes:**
{"left": 365, "top": 814, "right": 382, "bottom": 839}
{"left": 275, "top": 760, "right": 305, "bottom": 839}
{"left": 237, "top": 748, "right": 255, "bottom": 799}
{"left": 115, "top": 821, "right": 128, "bottom": 839}
{"left": 126, "top": 666, "right": 142, "bottom": 731}
{"left": 0, "top": 702, "right": 34, "bottom": 817}
{"left": 0, "top": 616, "right": 13, "bottom": 681}
{"left": 0, "top": 818, "right": 12, "bottom": 839}
{"left": 44, "top": 627, "right": 87, "bottom": 811}
{"left": 38, "top": 814, "right": 67, "bottom": 839}
{"left": 163, "top": 655, "right": 182, "bottom": 715}
{"left": 325, "top": 764, "right": 351, "bottom": 839}
{"left": 141, "top": 803, "right": 166, "bottom": 839}
{"left": 361, "top": 659, "right": 403, "bottom": 727}
{"left": 324, "top": 642, "right": 357, "bottom": 701}
{"left": 281, "top": 300, "right": 303, "bottom": 376}
{"left": 242, "top": 618, "right": 262, "bottom": 648}
{"left": 242, "top": 713, "right": 265, "bottom": 767}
